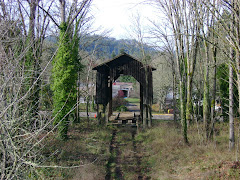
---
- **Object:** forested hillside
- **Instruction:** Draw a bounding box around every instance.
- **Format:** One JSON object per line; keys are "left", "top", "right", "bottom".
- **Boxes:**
{"left": 47, "top": 35, "right": 156, "bottom": 59}
{"left": 80, "top": 35, "right": 155, "bottom": 59}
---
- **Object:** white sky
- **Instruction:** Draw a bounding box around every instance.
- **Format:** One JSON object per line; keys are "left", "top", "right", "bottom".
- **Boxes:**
{"left": 92, "top": 0, "right": 158, "bottom": 39}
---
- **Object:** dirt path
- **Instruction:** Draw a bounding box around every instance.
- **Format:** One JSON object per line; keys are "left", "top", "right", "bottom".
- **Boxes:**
{"left": 105, "top": 129, "right": 124, "bottom": 179}
{"left": 105, "top": 128, "right": 150, "bottom": 180}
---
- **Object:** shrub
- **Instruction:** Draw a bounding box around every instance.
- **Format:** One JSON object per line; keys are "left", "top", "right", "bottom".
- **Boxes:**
{"left": 116, "top": 105, "right": 128, "bottom": 112}
{"left": 112, "top": 96, "right": 128, "bottom": 111}
{"left": 152, "top": 104, "right": 160, "bottom": 112}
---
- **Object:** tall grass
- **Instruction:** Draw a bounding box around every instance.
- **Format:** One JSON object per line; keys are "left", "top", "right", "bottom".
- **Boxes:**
{"left": 34, "top": 118, "right": 240, "bottom": 179}
{"left": 38, "top": 118, "right": 112, "bottom": 179}
{"left": 136, "top": 121, "right": 240, "bottom": 179}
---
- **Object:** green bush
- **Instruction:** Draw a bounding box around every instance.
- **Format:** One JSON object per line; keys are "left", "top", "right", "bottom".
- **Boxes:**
{"left": 116, "top": 105, "right": 128, "bottom": 112}
{"left": 112, "top": 96, "right": 128, "bottom": 111}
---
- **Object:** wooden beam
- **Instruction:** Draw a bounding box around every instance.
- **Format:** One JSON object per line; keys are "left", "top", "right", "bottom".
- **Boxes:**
{"left": 96, "top": 104, "right": 101, "bottom": 125}
{"left": 108, "top": 80, "right": 113, "bottom": 117}
{"left": 140, "top": 85, "right": 143, "bottom": 121}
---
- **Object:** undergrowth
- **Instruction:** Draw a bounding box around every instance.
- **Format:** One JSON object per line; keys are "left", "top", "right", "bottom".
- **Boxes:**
{"left": 34, "top": 118, "right": 112, "bottom": 180}
{"left": 136, "top": 120, "right": 240, "bottom": 179}
{"left": 29, "top": 118, "right": 240, "bottom": 179}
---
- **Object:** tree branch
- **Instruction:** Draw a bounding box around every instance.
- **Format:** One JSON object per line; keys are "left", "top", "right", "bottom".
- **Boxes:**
{"left": 38, "top": 3, "right": 60, "bottom": 29}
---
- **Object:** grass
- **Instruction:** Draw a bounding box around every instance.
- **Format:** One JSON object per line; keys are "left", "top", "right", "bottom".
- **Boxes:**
{"left": 35, "top": 118, "right": 112, "bottom": 180}
{"left": 125, "top": 98, "right": 140, "bottom": 103}
{"left": 112, "top": 128, "right": 150, "bottom": 179}
{"left": 78, "top": 103, "right": 96, "bottom": 112}
{"left": 31, "top": 117, "right": 240, "bottom": 179}
{"left": 136, "top": 120, "right": 240, "bottom": 179}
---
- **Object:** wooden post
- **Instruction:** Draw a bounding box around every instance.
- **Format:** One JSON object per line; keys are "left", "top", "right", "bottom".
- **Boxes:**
{"left": 146, "top": 103, "right": 149, "bottom": 127}
{"left": 140, "top": 85, "right": 143, "bottom": 123}
{"left": 103, "top": 104, "right": 108, "bottom": 124}
{"left": 143, "top": 104, "right": 147, "bottom": 129}
{"left": 108, "top": 81, "right": 112, "bottom": 117}
{"left": 148, "top": 105, "right": 152, "bottom": 128}
{"left": 97, "top": 104, "right": 100, "bottom": 125}
{"left": 142, "top": 83, "right": 147, "bottom": 129}
{"left": 147, "top": 67, "right": 153, "bottom": 128}
{"left": 105, "top": 104, "right": 109, "bottom": 124}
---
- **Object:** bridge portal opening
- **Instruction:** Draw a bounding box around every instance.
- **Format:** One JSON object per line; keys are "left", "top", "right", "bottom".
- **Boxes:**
{"left": 92, "top": 53, "right": 156, "bottom": 128}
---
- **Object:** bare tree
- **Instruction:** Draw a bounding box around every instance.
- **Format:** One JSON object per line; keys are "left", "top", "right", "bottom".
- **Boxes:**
{"left": 198, "top": 0, "right": 212, "bottom": 140}
{"left": 0, "top": 2, "right": 56, "bottom": 177}
{"left": 128, "top": 13, "right": 154, "bottom": 128}
{"left": 229, "top": 0, "right": 235, "bottom": 150}
{"left": 209, "top": 0, "right": 219, "bottom": 140}
{"left": 0, "top": 0, "right": 93, "bottom": 178}
{"left": 149, "top": 22, "right": 178, "bottom": 122}
{"left": 204, "top": 0, "right": 239, "bottom": 148}
{"left": 152, "top": 0, "right": 201, "bottom": 143}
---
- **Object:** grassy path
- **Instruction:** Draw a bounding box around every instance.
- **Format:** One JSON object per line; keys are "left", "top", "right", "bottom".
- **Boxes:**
{"left": 105, "top": 129, "right": 124, "bottom": 179}
{"left": 105, "top": 127, "right": 150, "bottom": 180}
{"left": 36, "top": 118, "right": 240, "bottom": 179}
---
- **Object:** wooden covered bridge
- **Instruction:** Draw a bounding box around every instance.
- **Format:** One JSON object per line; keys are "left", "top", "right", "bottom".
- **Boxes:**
{"left": 92, "top": 53, "right": 156, "bottom": 128}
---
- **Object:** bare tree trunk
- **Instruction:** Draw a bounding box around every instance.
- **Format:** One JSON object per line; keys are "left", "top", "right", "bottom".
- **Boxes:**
{"left": 76, "top": 72, "right": 80, "bottom": 123}
{"left": 229, "top": 49, "right": 235, "bottom": 150}
{"left": 186, "top": 75, "right": 192, "bottom": 124}
{"left": 233, "top": 0, "right": 240, "bottom": 123}
{"left": 210, "top": 44, "right": 217, "bottom": 139}
{"left": 85, "top": 60, "right": 94, "bottom": 123}
{"left": 29, "top": 0, "right": 37, "bottom": 39}
{"left": 180, "top": 79, "right": 188, "bottom": 143}
{"left": 229, "top": 0, "right": 235, "bottom": 149}
{"left": 208, "top": 0, "right": 218, "bottom": 140}
{"left": 25, "top": 0, "right": 40, "bottom": 122}
{"left": 199, "top": 1, "right": 211, "bottom": 140}
{"left": 86, "top": 96, "right": 89, "bottom": 122}
{"left": 59, "top": 0, "right": 65, "bottom": 23}
{"left": 172, "top": 70, "right": 177, "bottom": 122}
{"left": 203, "top": 38, "right": 210, "bottom": 140}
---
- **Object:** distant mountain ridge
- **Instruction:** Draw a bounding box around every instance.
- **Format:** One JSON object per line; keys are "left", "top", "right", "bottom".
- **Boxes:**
{"left": 46, "top": 35, "right": 155, "bottom": 59}
{"left": 80, "top": 35, "right": 155, "bottom": 58}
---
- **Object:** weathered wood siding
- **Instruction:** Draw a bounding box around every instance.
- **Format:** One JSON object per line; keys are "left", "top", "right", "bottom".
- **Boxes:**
{"left": 93, "top": 53, "right": 155, "bottom": 112}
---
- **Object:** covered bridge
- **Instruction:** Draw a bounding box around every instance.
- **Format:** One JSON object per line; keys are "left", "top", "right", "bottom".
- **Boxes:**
{"left": 92, "top": 53, "right": 156, "bottom": 127}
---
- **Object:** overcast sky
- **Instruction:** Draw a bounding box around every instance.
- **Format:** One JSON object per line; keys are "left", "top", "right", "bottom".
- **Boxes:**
{"left": 92, "top": 0, "right": 158, "bottom": 39}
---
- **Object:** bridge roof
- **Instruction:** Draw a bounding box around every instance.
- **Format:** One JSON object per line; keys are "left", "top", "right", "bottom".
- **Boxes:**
{"left": 92, "top": 53, "right": 156, "bottom": 71}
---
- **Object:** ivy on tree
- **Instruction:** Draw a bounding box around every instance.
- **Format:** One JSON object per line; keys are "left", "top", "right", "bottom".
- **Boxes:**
{"left": 51, "top": 22, "right": 80, "bottom": 140}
